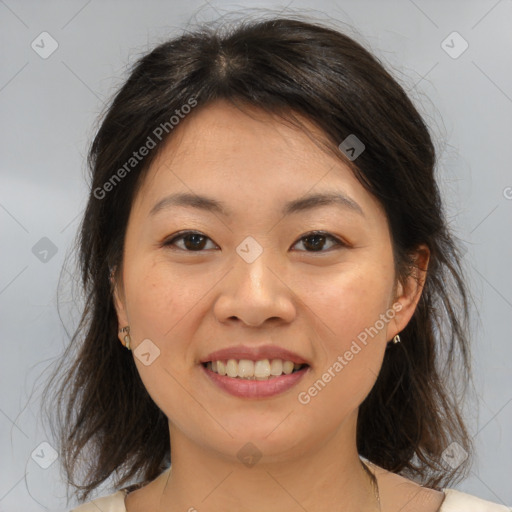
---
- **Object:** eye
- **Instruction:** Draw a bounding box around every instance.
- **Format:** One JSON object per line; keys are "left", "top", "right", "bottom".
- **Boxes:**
{"left": 163, "top": 231, "right": 218, "bottom": 251}
{"left": 291, "top": 231, "right": 345, "bottom": 252}
{"left": 162, "top": 230, "right": 346, "bottom": 253}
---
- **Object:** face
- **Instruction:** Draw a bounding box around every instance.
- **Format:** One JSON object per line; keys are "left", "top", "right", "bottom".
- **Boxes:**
{"left": 113, "top": 99, "right": 427, "bottom": 463}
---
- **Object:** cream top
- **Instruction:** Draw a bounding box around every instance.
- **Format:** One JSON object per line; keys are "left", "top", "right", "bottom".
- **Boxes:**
{"left": 71, "top": 487, "right": 512, "bottom": 511}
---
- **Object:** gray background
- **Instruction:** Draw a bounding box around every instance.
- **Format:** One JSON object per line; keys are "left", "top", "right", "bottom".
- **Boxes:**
{"left": 1, "top": 0, "right": 511, "bottom": 510}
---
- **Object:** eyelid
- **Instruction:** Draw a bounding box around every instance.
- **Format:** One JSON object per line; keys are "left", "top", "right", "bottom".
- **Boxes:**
{"left": 162, "top": 229, "right": 347, "bottom": 252}
{"left": 162, "top": 230, "right": 219, "bottom": 250}
{"left": 291, "top": 230, "right": 347, "bottom": 251}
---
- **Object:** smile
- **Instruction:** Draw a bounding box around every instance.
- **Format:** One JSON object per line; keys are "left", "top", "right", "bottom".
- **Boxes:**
{"left": 201, "top": 359, "right": 310, "bottom": 398}
{"left": 203, "top": 358, "right": 307, "bottom": 379}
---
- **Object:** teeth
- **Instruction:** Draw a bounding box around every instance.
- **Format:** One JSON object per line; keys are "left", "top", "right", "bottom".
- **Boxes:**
{"left": 270, "top": 359, "right": 283, "bottom": 376}
{"left": 226, "top": 359, "right": 238, "bottom": 378}
{"left": 206, "top": 358, "right": 305, "bottom": 379}
{"left": 283, "top": 360, "right": 294, "bottom": 375}
{"left": 216, "top": 360, "right": 226, "bottom": 376}
{"left": 254, "top": 359, "right": 270, "bottom": 378}
{"left": 238, "top": 359, "right": 254, "bottom": 378}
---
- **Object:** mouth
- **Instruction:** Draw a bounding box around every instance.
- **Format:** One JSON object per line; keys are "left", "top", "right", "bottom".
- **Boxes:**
{"left": 200, "top": 358, "right": 311, "bottom": 399}
{"left": 201, "top": 359, "right": 309, "bottom": 380}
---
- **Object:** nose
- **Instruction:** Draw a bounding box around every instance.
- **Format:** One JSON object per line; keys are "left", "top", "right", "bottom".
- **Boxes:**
{"left": 213, "top": 247, "right": 297, "bottom": 327}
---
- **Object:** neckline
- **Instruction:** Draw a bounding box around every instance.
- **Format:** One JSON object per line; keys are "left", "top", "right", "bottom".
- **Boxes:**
{"left": 438, "top": 489, "right": 448, "bottom": 511}
{"left": 120, "top": 489, "right": 451, "bottom": 512}
{"left": 120, "top": 466, "right": 454, "bottom": 512}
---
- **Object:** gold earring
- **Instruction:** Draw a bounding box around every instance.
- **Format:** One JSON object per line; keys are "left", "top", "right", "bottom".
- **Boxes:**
{"left": 119, "top": 326, "right": 131, "bottom": 350}
{"left": 393, "top": 334, "right": 401, "bottom": 344}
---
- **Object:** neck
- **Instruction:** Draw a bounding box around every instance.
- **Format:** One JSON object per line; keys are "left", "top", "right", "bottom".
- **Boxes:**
{"left": 158, "top": 410, "right": 380, "bottom": 512}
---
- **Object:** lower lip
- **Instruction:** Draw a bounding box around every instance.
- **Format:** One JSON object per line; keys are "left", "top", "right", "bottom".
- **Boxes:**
{"left": 200, "top": 364, "right": 310, "bottom": 399}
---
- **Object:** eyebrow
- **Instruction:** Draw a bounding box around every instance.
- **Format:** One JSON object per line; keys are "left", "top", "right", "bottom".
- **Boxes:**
{"left": 149, "top": 191, "right": 365, "bottom": 218}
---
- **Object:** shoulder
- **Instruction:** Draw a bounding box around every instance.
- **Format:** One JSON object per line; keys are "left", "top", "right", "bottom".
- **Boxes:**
{"left": 441, "top": 488, "right": 512, "bottom": 511}
{"left": 69, "top": 490, "right": 127, "bottom": 512}
{"left": 368, "top": 461, "right": 510, "bottom": 512}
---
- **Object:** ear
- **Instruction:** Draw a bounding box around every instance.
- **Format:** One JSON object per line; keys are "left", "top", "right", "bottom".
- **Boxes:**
{"left": 388, "top": 244, "right": 430, "bottom": 338}
{"left": 110, "top": 266, "right": 129, "bottom": 342}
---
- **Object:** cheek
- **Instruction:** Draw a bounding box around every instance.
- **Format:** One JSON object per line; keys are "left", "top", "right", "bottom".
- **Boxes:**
{"left": 123, "top": 262, "right": 207, "bottom": 415}
{"left": 310, "top": 263, "right": 393, "bottom": 342}
{"left": 125, "top": 261, "right": 209, "bottom": 342}
{"left": 122, "top": 260, "right": 218, "bottom": 400}
{"left": 302, "top": 262, "right": 393, "bottom": 402}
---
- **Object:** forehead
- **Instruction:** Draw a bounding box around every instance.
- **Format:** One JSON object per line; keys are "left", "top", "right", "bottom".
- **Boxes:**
{"left": 131, "top": 100, "right": 380, "bottom": 219}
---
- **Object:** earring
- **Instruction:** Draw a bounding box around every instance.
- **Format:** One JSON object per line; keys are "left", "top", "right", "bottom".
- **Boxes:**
{"left": 109, "top": 265, "right": 116, "bottom": 284}
{"left": 119, "top": 326, "right": 131, "bottom": 350}
{"left": 393, "top": 334, "right": 401, "bottom": 344}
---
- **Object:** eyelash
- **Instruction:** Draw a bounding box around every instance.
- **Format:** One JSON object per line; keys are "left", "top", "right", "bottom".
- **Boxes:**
{"left": 162, "top": 230, "right": 347, "bottom": 253}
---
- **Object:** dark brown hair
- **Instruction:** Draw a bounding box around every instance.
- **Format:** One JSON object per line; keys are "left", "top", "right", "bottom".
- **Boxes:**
{"left": 42, "top": 15, "right": 475, "bottom": 502}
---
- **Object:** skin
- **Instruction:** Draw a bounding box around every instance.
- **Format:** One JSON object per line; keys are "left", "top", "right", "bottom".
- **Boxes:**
{"left": 113, "top": 99, "right": 444, "bottom": 512}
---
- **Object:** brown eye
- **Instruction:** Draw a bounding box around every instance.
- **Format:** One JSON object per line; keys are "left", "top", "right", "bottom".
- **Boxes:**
{"left": 292, "top": 232, "right": 345, "bottom": 252}
{"left": 164, "top": 231, "right": 218, "bottom": 251}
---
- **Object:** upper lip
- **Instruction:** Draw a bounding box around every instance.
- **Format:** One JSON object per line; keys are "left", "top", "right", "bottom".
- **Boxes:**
{"left": 200, "top": 345, "right": 310, "bottom": 365}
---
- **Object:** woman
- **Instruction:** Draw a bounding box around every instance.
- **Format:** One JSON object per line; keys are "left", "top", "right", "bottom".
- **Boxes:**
{"left": 44, "top": 15, "right": 511, "bottom": 512}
